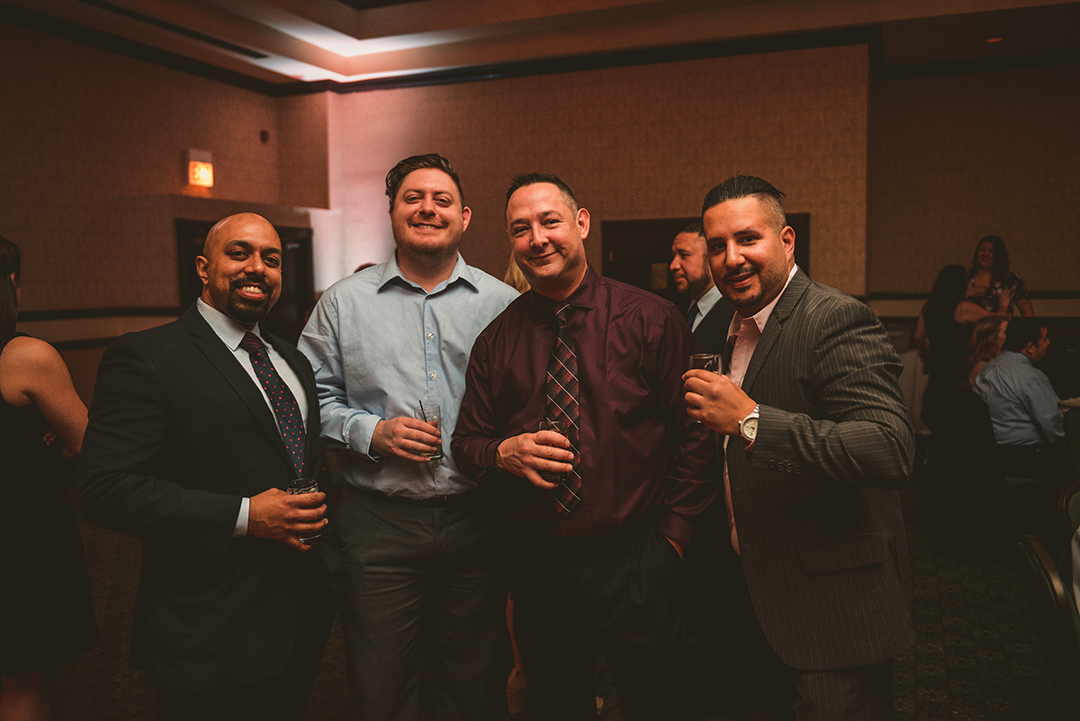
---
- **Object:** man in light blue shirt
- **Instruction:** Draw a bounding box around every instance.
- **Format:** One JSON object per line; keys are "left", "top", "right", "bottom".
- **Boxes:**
{"left": 974, "top": 317, "right": 1068, "bottom": 481}
{"left": 300, "top": 155, "right": 517, "bottom": 720}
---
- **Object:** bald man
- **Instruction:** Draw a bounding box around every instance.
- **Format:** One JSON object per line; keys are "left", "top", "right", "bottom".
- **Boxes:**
{"left": 81, "top": 214, "right": 339, "bottom": 721}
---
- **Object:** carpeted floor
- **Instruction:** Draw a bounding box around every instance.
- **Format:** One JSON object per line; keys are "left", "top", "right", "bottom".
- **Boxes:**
{"left": 43, "top": 458, "right": 1055, "bottom": 720}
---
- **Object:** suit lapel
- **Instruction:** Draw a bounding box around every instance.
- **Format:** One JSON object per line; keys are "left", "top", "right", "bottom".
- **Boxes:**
{"left": 741, "top": 269, "right": 811, "bottom": 394}
{"left": 181, "top": 306, "right": 296, "bottom": 472}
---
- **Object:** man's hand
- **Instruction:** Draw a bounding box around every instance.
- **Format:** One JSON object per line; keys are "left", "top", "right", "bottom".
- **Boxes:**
{"left": 248, "top": 488, "right": 328, "bottom": 552}
{"left": 371, "top": 417, "right": 441, "bottom": 463}
{"left": 494, "top": 431, "right": 575, "bottom": 489}
{"left": 683, "top": 369, "right": 757, "bottom": 436}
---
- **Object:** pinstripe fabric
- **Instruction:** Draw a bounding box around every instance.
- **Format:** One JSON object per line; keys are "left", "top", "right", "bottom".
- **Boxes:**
{"left": 726, "top": 270, "right": 916, "bottom": 671}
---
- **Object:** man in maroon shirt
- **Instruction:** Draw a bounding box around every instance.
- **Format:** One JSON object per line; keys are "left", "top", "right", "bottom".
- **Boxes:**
{"left": 452, "top": 173, "right": 716, "bottom": 720}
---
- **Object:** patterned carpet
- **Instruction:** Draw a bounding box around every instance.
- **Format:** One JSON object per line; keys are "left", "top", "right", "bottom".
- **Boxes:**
{"left": 44, "top": 458, "right": 1055, "bottom": 720}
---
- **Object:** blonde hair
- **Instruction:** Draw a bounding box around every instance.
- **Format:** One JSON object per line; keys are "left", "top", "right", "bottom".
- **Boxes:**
{"left": 503, "top": 256, "right": 531, "bottom": 294}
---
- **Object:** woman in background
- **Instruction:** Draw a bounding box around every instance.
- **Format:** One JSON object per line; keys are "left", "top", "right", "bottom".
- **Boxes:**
{"left": 967, "top": 315, "right": 1009, "bottom": 388}
{"left": 0, "top": 235, "right": 98, "bottom": 721}
{"left": 966, "top": 235, "right": 1034, "bottom": 317}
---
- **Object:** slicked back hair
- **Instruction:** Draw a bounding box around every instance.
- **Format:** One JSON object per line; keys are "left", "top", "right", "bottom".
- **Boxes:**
{"left": 1003, "top": 316, "right": 1047, "bottom": 353}
{"left": 385, "top": 154, "right": 464, "bottom": 210}
{"left": 701, "top": 175, "right": 787, "bottom": 232}
{"left": 505, "top": 173, "right": 579, "bottom": 214}
{"left": 1, "top": 234, "right": 21, "bottom": 338}
{"left": 678, "top": 221, "right": 705, "bottom": 239}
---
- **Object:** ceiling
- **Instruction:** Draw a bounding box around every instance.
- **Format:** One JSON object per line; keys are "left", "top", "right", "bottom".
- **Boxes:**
{"left": 2, "top": 0, "right": 1077, "bottom": 92}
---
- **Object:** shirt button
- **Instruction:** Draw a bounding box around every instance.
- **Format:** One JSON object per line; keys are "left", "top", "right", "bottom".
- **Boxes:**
{"left": 427, "top": 333, "right": 434, "bottom": 339}
{"left": 430, "top": 373, "right": 437, "bottom": 379}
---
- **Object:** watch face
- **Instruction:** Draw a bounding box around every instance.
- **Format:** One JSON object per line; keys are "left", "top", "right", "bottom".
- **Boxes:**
{"left": 743, "top": 417, "right": 758, "bottom": 440}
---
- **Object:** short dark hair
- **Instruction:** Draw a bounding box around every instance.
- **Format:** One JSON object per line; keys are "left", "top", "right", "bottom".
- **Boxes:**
{"left": 1, "top": 234, "right": 21, "bottom": 338}
{"left": 505, "top": 173, "right": 579, "bottom": 213}
{"left": 970, "top": 235, "right": 1010, "bottom": 279}
{"left": 385, "top": 154, "right": 464, "bottom": 209}
{"left": 1003, "top": 316, "right": 1046, "bottom": 353}
{"left": 701, "top": 175, "right": 787, "bottom": 231}
{"left": 678, "top": 222, "right": 705, "bottom": 238}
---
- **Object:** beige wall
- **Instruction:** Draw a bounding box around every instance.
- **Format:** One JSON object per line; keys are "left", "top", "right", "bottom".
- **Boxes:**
{"left": 324, "top": 45, "right": 870, "bottom": 294}
{"left": 0, "top": 21, "right": 325, "bottom": 312}
{"left": 868, "top": 64, "right": 1080, "bottom": 300}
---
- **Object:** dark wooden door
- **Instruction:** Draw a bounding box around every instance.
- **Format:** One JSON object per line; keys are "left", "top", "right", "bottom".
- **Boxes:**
{"left": 176, "top": 219, "right": 315, "bottom": 344}
{"left": 601, "top": 214, "right": 811, "bottom": 312}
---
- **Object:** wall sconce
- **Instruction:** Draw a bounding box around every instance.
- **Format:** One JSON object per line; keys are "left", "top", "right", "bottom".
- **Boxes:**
{"left": 187, "top": 149, "right": 214, "bottom": 188}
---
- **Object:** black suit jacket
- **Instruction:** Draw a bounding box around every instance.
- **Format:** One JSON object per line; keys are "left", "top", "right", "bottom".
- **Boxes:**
{"left": 80, "top": 304, "right": 330, "bottom": 690}
{"left": 691, "top": 294, "right": 736, "bottom": 355}
{"left": 725, "top": 270, "right": 916, "bottom": 670}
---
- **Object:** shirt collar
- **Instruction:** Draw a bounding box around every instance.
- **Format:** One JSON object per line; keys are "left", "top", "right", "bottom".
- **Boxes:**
{"left": 378, "top": 252, "right": 479, "bottom": 295}
{"left": 727, "top": 264, "right": 799, "bottom": 341}
{"left": 694, "top": 284, "right": 722, "bottom": 318}
{"left": 528, "top": 265, "right": 598, "bottom": 318}
{"left": 196, "top": 297, "right": 263, "bottom": 351}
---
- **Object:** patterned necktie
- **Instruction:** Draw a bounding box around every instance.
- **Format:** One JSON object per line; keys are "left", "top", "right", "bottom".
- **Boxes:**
{"left": 545, "top": 303, "right": 581, "bottom": 515}
{"left": 239, "top": 332, "right": 306, "bottom": 478}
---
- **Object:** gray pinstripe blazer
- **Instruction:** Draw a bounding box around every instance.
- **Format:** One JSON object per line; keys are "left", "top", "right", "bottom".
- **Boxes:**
{"left": 725, "top": 269, "right": 916, "bottom": 670}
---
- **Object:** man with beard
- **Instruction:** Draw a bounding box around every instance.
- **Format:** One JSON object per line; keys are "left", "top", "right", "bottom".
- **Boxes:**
{"left": 683, "top": 176, "right": 915, "bottom": 719}
{"left": 670, "top": 222, "right": 734, "bottom": 354}
{"left": 299, "top": 154, "right": 517, "bottom": 720}
{"left": 80, "top": 213, "right": 336, "bottom": 721}
{"left": 452, "top": 174, "right": 715, "bottom": 720}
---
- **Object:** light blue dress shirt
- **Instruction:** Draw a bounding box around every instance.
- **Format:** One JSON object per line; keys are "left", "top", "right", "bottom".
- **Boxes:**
{"left": 299, "top": 253, "right": 517, "bottom": 499}
{"left": 973, "top": 350, "right": 1064, "bottom": 446}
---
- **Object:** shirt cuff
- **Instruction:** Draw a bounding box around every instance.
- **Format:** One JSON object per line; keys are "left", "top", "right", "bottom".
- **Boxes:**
{"left": 233, "top": 497, "right": 250, "bottom": 537}
{"left": 348, "top": 414, "right": 382, "bottom": 461}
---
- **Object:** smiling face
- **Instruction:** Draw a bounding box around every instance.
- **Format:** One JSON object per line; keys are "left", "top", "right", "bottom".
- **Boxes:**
{"left": 506, "top": 182, "right": 590, "bottom": 301}
{"left": 390, "top": 167, "right": 471, "bottom": 262}
{"left": 196, "top": 213, "right": 281, "bottom": 327}
{"left": 704, "top": 195, "right": 795, "bottom": 318}
{"left": 670, "top": 230, "right": 713, "bottom": 301}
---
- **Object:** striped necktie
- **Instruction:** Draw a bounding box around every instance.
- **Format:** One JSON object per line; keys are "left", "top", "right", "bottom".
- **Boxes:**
{"left": 545, "top": 303, "right": 581, "bottom": 515}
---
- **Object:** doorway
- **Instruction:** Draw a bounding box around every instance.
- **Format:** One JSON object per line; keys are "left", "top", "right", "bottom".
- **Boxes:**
{"left": 601, "top": 214, "right": 811, "bottom": 312}
{"left": 176, "top": 219, "right": 315, "bottom": 344}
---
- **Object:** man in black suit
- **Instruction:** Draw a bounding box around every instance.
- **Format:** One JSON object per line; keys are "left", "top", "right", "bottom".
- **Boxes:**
{"left": 670, "top": 221, "right": 735, "bottom": 354}
{"left": 670, "top": 221, "right": 740, "bottom": 716}
{"left": 80, "top": 213, "right": 336, "bottom": 721}
{"left": 684, "top": 176, "right": 915, "bottom": 719}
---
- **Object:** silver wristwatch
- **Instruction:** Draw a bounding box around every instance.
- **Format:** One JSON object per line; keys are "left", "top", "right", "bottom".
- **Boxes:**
{"left": 739, "top": 405, "right": 760, "bottom": 443}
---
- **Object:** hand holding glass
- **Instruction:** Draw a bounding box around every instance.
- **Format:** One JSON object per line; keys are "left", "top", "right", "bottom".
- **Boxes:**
{"left": 414, "top": 403, "right": 444, "bottom": 461}
{"left": 538, "top": 419, "right": 568, "bottom": 486}
{"left": 287, "top": 477, "right": 323, "bottom": 544}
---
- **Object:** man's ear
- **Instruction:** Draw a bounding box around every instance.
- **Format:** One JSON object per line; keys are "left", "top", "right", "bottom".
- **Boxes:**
{"left": 195, "top": 255, "right": 209, "bottom": 287}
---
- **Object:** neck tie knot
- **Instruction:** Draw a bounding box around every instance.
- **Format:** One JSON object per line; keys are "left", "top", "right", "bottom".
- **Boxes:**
{"left": 554, "top": 303, "right": 572, "bottom": 326}
{"left": 240, "top": 332, "right": 264, "bottom": 354}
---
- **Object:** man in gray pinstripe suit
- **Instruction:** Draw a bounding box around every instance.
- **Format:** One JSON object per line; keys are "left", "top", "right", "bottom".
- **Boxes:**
{"left": 684, "top": 176, "right": 915, "bottom": 719}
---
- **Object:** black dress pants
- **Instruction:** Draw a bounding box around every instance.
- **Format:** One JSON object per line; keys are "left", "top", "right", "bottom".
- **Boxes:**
{"left": 512, "top": 519, "right": 687, "bottom": 721}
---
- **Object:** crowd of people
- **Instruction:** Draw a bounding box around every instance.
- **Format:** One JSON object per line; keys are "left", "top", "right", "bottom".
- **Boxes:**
{"left": 10, "top": 156, "right": 1005, "bottom": 721}
{"left": 916, "top": 235, "right": 1074, "bottom": 560}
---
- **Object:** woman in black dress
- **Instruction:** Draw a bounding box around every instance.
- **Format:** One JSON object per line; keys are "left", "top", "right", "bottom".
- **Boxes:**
{"left": 1, "top": 236, "right": 98, "bottom": 720}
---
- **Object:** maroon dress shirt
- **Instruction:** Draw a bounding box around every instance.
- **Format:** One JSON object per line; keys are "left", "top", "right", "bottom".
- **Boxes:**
{"left": 452, "top": 267, "right": 717, "bottom": 544}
